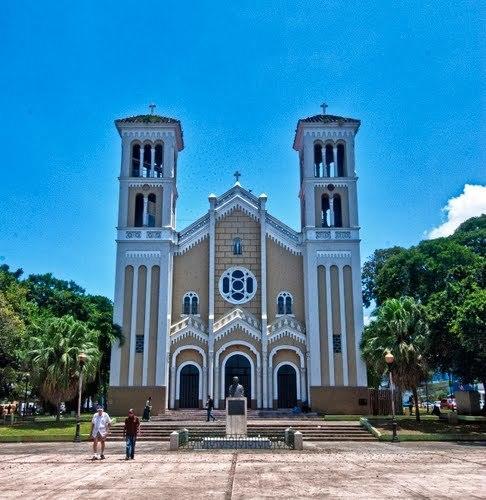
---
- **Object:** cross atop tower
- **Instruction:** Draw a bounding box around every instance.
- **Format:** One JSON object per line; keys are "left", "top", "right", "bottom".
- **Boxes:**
{"left": 149, "top": 103, "right": 156, "bottom": 115}
{"left": 320, "top": 102, "right": 328, "bottom": 115}
{"left": 233, "top": 170, "right": 241, "bottom": 183}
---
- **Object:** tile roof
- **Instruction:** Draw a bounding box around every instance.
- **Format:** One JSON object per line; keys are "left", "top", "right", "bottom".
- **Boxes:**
{"left": 298, "top": 114, "right": 360, "bottom": 125}
{"left": 115, "top": 114, "right": 181, "bottom": 125}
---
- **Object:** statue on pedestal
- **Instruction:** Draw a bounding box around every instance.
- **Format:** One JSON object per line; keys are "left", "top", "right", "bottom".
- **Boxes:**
{"left": 228, "top": 376, "right": 244, "bottom": 398}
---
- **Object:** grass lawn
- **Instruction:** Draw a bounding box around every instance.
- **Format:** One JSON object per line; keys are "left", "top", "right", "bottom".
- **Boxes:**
{"left": 369, "top": 417, "right": 486, "bottom": 441}
{"left": 0, "top": 415, "right": 94, "bottom": 442}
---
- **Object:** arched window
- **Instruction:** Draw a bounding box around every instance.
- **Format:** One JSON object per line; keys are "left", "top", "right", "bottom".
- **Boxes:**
{"left": 142, "top": 144, "right": 151, "bottom": 177}
{"left": 321, "top": 194, "right": 330, "bottom": 228}
{"left": 277, "top": 291, "right": 293, "bottom": 315}
{"left": 183, "top": 292, "right": 199, "bottom": 315}
{"left": 313, "top": 143, "right": 323, "bottom": 177}
{"left": 333, "top": 194, "right": 343, "bottom": 227}
{"left": 147, "top": 193, "right": 156, "bottom": 227}
{"left": 134, "top": 193, "right": 144, "bottom": 227}
{"left": 325, "top": 144, "right": 334, "bottom": 177}
{"left": 337, "top": 143, "right": 345, "bottom": 177}
{"left": 233, "top": 237, "right": 242, "bottom": 255}
{"left": 154, "top": 143, "right": 163, "bottom": 177}
{"left": 131, "top": 144, "right": 141, "bottom": 177}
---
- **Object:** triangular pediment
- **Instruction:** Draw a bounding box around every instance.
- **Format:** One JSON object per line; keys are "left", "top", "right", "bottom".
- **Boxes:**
{"left": 213, "top": 308, "right": 261, "bottom": 341}
{"left": 176, "top": 182, "right": 302, "bottom": 255}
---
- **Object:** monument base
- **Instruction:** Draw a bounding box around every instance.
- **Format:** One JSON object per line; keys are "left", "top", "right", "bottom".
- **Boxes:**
{"left": 225, "top": 397, "right": 247, "bottom": 436}
{"left": 201, "top": 436, "right": 271, "bottom": 449}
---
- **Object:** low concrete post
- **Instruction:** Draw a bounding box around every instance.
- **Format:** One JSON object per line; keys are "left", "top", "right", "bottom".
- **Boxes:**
{"left": 294, "top": 431, "right": 303, "bottom": 451}
{"left": 169, "top": 431, "right": 179, "bottom": 451}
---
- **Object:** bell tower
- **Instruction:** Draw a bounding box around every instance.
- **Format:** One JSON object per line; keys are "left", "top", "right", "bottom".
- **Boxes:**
{"left": 108, "top": 107, "right": 184, "bottom": 415}
{"left": 294, "top": 105, "right": 367, "bottom": 406}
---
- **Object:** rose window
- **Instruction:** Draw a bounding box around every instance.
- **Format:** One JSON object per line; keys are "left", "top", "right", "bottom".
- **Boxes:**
{"left": 219, "top": 267, "right": 257, "bottom": 304}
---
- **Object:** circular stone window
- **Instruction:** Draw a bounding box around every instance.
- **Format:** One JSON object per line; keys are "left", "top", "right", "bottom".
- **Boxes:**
{"left": 219, "top": 267, "right": 257, "bottom": 304}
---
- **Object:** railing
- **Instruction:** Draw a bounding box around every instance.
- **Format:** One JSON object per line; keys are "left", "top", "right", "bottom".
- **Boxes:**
{"left": 131, "top": 162, "right": 163, "bottom": 178}
{"left": 178, "top": 431, "right": 294, "bottom": 450}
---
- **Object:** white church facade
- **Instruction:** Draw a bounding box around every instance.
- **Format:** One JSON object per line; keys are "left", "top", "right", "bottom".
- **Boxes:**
{"left": 108, "top": 108, "right": 368, "bottom": 415}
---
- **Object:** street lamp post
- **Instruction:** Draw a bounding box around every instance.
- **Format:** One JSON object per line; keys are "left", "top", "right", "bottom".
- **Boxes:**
{"left": 74, "top": 353, "right": 88, "bottom": 443}
{"left": 23, "top": 373, "right": 30, "bottom": 417}
{"left": 385, "top": 351, "right": 399, "bottom": 442}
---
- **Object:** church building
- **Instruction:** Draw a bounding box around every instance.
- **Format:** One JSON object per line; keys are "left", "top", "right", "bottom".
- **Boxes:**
{"left": 108, "top": 107, "right": 368, "bottom": 415}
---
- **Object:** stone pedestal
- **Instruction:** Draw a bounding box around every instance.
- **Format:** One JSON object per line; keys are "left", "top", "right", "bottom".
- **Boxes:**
{"left": 226, "top": 397, "right": 247, "bottom": 436}
{"left": 456, "top": 391, "right": 481, "bottom": 415}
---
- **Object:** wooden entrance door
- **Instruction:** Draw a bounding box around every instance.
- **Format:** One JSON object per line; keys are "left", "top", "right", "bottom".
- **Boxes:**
{"left": 179, "top": 364, "right": 199, "bottom": 408}
{"left": 277, "top": 364, "right": 297, "bottom": 408}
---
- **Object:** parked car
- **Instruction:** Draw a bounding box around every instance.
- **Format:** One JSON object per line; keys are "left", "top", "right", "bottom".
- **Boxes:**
{"left": 440, "top": 398, "right": 457, "bottom": 410}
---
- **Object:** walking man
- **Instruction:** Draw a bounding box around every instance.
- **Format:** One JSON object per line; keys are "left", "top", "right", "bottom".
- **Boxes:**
{"left": 90, "top": 405, "right": 111, "bottom": 460}
{"left": 123, "top": 408, "right": 140, "bottom": 460}
{"left": 206, "top": 395, "right": 216, "bottom": 422}
{"left": 142, "top": 396, "right": 152, "bottom": 421}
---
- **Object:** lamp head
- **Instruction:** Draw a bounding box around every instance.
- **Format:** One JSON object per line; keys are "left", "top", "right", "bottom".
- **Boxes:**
{"left": 384, "top": 352, "right": 394, "bottom": 365}
{"left": 78, "top": 353, "right": 88, "bottom": 366}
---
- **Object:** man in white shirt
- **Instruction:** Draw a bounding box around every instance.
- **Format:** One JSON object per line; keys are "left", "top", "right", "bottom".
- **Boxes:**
{"left": 91, "top": 405, "right": 111, "bottom": 460}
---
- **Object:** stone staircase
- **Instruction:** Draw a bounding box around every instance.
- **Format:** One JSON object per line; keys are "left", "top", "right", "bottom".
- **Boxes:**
{"left": 151, "top": 409, "right": 320, "bottom": 421}
{"left": 109, "top": 418, "right": 374, "bottom": 442}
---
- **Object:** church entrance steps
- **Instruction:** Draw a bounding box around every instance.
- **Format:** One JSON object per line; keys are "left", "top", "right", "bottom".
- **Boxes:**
{"left": 108, "top": 420, "right": 375, "bottom": 442}
{"left": 152, "top": 409, "right": 321, "bottom": 421}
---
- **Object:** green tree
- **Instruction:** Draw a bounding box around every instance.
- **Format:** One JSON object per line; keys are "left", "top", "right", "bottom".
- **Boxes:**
{"left": 360, "top": 297, "right": 429, "bottom": 421}
{"left": 362, "top": 247, "right": 404, "bottom": 308}
{"left": 0, "top": 291, "right": 26, "bottom": 398}
{"left": 451, "top": 289, "right": 486, "bottom": 395}
{"left": 27, "top": 315, "right": 101, "bottom": 420}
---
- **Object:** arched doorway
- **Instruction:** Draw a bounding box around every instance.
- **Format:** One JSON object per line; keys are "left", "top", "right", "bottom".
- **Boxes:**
{"left": 179, "top": 364, "right": 199, "bottom": 408}
{"left": 277, "top": 364, "right": 297, "bottom": 408}
{"left": 224, "top": 354, "right": 252, "bottom": 406}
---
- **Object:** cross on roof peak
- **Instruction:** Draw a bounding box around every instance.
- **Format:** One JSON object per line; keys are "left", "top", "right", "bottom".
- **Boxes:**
{"left": 149, "top": 103, "right": 156, "bottom": 115}
{"left": 320, "top": 102, "right": 328, "bottom": 115}
{"left": 233, "top": 170, "right": 241, "bottom": 183}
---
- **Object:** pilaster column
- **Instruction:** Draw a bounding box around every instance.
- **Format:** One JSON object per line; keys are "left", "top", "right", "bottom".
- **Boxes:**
{"left": 267, "top": 361, "right": 273, "bottom": 408}
{"left": 202, "top": 365, "right": 208, "bottom": 404}
{"left": 128, "top": 265, "right": 139, "bottom": 386}
{"left": 325, "top": 265, "right": 335, "bottom": 386}
{"left": 300, "top": 366, "right": 307, "bottom": 402}
{"left": 333, "top": 145, "right": 338, "bottom": 177}
{"left": 140, "top": 146, "right": 145, "bottom": 177}
{"left": 164, "top": 136, "right": 174, "bottom": 177}
{"left": 162, "top": 188, "right": 173, "bottom": 227}
{"left": 329, "top": 195, "right": 335, "bottom": 227}
{"left": 259, "top": 194, "right": 268, "bottom": 408}
{"left": 338, "top": 265, "right": 349, "bottom": 386}
{"left": 208, "top": 195, "right": 217, "bottom": 403}
{"left": 150, "top": 146, "right": 155, "bottom": 177}
{"left": 169, "top": 362, "right": 176, "bottom": 408}
{"left": 155, "top": 244, "right": 173, "bottom": 399}
{"left": 143, "top": 194, "right": 149, "bottom": 226}
{"left": 142, "top": 266, "right": 152, "bottom": 386}
{"left": 305, "top": 351, "right": 312, "bottom": 405}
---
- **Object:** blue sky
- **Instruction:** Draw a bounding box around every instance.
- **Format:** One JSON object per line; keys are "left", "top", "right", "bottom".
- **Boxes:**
{"left": 0, "top": 1, "right": 484, "bottom": 298}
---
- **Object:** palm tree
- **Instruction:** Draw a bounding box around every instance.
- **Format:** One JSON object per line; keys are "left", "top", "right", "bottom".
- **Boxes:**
{"left": 360, "top": 296, "right": 429, "bottom": 422}
{"left": 27, "top": 315, "right": 101, "bottom": 420}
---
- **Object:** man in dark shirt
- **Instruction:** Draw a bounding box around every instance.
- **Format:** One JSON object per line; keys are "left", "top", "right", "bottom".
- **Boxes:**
{"left": 123, "top": 409, "right": 140, "bottom": 460}
{"left": 206, "top": 396, "right": 216, "bottom": 422}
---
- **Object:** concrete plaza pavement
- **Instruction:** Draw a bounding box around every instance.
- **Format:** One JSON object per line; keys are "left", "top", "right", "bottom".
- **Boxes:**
{"left": 0, "top": 441, "right": 485, "bottom": 499}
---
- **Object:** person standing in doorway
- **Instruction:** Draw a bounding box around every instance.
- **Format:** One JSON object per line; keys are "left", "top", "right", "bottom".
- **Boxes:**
{"left": 142, "top": 396, "right": 152, "bottom": 421}
{"left": 206, "top": 395, "right": 216, "bottom": 422}
{"left": 90, "top": 405, "right": 111, "bottom": 460}
{"left": 123, "top": 409, "right": 140, "bottom": 460}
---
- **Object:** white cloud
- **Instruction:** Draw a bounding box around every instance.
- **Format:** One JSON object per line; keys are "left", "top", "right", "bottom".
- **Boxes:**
{"left": 427, "top": 184, "right": 486, "bottom": 239}
{"left": 363, "top": 315, "right": 372, "bottom": 326}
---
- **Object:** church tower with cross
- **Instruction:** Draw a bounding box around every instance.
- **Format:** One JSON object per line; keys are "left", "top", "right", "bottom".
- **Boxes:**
{"left": 108, "top": 105, "right": 368, "bottom": 416}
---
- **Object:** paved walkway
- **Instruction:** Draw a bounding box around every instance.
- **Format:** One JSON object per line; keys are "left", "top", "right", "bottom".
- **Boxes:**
{"left": 1, "top": 441, "right": 485, "bottom": 499}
